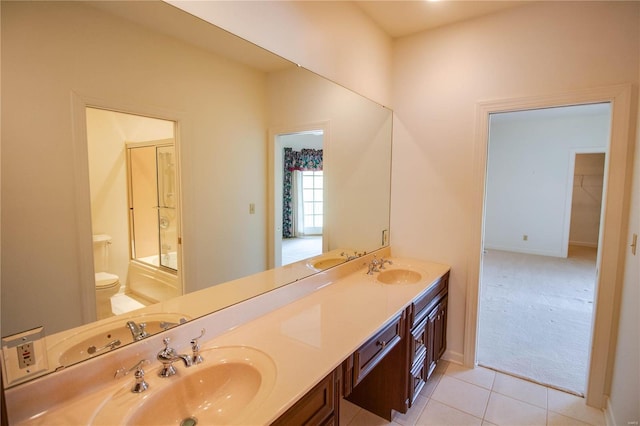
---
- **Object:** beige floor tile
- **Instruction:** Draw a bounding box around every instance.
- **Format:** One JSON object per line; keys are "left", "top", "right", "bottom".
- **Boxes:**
{"left": 431, "top": 376, "right": 491, "bottom": 418}
{"left": 394, "top": 395, "right": 429, "bottom": 426}
{"left": 347, "top": 408, "right": 396, "bottom": 426}
{"left": 547, "top": 411, "right": 594, "bottom": 426}
{"left": 445, "top": 363, "right": 496, "bottom": 389}
{"left": 434, "top": 360, "right": 450, "bottom": 375}
{"left": 484, "top": 392, "right": 547, "bottom": 426}
{"left": 482, "top": 421, "right": 499, "bottom": 426}
{"left": 340, "top": 398, "right": 362, "bottom": 425}
{"left": 421, "top": 371, "right": 445, "bottom": 398}
{"left": 492, "top": 372, "right": 548, "bottom": 409}
{"left": 416, "top": 399, "right": 483, "bottom": 426}
{"left": 547, "top": 389, "right": 605, "bottom": 425}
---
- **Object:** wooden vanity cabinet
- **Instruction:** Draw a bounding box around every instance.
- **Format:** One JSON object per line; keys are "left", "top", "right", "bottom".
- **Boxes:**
{"left": 272, "top": 368, "right": 341, "bottom": 426}
{"left": 273, "top": 272, "right": 449, "bottom": 425}
{"left": 347, "top": 272, "right": 450, "bottom": 418}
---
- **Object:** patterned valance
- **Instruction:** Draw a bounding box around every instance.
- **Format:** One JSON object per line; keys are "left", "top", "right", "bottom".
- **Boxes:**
{"left": 284, "top": 148, "right": 323, "bottom": 171}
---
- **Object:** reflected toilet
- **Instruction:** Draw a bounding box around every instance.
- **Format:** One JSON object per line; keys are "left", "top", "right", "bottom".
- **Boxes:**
{"left": 93, "top": 234, "right": 120, "bottom": 319}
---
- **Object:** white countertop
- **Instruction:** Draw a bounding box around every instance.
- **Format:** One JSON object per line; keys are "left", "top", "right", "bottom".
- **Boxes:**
{"left": 9, "top": 255, "right": 450, "bottom": 425}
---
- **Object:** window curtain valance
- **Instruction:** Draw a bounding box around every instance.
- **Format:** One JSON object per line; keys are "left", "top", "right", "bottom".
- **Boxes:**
{"left": 284, "top": 148, "right": 323, "bottom": 171}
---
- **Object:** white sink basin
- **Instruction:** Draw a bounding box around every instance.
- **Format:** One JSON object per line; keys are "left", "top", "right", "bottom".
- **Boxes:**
{"left": 377, "top": 269, "right": 422, "bottom": 285}
{"left": 92, "top": 346, "right": 276, "bottom": 426}
{"left": 50, "top": 313, "right": 190, "bottom": 366}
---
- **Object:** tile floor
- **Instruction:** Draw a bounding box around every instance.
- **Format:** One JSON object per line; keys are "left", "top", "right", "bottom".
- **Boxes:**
{"left": 340, "top": 361, "right": 606, "bottom": 426}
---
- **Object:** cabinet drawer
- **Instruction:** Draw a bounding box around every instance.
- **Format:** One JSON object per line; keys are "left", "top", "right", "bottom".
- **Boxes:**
{"left": 412, "top": 272, "right": 449, "bottom": 326}
{"left": 408, "top": 354, "right": 427, "bottom": 406}
{"left": 410, "top": 318, "right": 427, "bottom": 364}
{"left": 353, "top": 314, "right": 403, "bottom": 385}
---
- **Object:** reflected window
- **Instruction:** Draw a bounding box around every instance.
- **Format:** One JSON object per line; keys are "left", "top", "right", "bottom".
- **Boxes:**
{"left": 301, "top": 171, "right": 323, "bottom": 235}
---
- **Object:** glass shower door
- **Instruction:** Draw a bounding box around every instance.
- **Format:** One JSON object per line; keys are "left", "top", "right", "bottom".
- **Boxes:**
{"left": 127, "top": 142, "right": 178, "bottom": 272}
{"left": 156, "top": 145, "right": 177, "bottom": 271}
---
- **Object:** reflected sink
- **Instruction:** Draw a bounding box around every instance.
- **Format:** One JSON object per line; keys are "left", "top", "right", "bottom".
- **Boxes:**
{"left": 51, "top": 313, "right": 190, "bottom": 366}
{"left": 92, "top": 346, "right": 276, "bottom": 426}
{"left": 309, "top": 257, "right": 345, "bottom": 270}
{"left": 377, "top": 269, "right": 422, "bottom": 285}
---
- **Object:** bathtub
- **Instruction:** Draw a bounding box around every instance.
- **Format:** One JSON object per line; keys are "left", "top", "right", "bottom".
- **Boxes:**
{"left": 137, "top": 252, "right": 178, "bottom": 270}
{"left": 127, "top": 254, "right": 181, "bottom": 303}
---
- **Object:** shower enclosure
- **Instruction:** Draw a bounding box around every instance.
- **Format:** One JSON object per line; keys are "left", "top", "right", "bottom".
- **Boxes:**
{"left": 127, "top": 140, "right": 179, "bottom": 272}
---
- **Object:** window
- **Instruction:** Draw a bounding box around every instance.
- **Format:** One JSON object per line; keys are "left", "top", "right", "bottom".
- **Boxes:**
{"left": 301, "top": 170, "right": 323, "bottom": 234}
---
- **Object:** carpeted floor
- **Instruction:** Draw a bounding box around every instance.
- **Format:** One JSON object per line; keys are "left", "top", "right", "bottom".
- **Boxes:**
{"left": 477, "top": 246, "right": 597, "bottom": 396}
{"left": 281, "top": 236, "right": 322, "bottom": 265}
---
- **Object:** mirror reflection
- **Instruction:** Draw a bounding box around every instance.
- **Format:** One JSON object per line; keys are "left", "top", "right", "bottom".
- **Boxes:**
{"left": 1, "top": 0, "right": 392, "bottom": 380}
{"left": 87, "top": 108, "right": 183, "bottom": 319}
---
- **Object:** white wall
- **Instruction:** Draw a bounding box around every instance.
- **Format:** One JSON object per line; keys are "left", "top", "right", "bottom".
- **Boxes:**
{"left": 485, "top": 108, "right": 609, "bottom": 257}
{"left": 391, "top": 1, "right": 639, "bottom": 363}
{"left": 1, "top": 1, "right": 268, "bottom": 335}
{"left": 168, "top": 0, "right": 393, "bottom": 107}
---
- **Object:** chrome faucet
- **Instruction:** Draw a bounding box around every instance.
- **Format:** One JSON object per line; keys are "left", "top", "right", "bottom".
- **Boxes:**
{"left": 157, "top": 337, "right": 193, "bottom": 377}
{"left": 366, "top": 255, "right": 392, "bottom": 274}
{"left": 190, "top": 329, "right": 206, "bottom": 365}
{"left": 379, "top": 257, "right": 393, "bottom": 269}
{"left": 367, "top": 256, "right": 382, "bottom": 274}
{"left": 126, "top": 320, "right": 148, "bottom": 341}
{"left": 114, "top": 359, "right": 149, "bottom": 393}
{"left": 341, "top": 250, "right": 366, "bottom": 261}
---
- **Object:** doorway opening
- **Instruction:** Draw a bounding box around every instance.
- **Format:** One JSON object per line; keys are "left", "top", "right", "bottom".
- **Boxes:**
{"left": 477, "top": 103, "right": 610, "bottom": 396}
{"left": 274, "top": 130, "right": 324, "bottom": 266}
{"left": 85, "top": 107, "right": 183, "bottom": 319}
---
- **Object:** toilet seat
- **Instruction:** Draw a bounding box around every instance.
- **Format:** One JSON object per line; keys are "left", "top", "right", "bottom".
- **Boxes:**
{"left": 95, "top": 272, "right": 120, "bottom": 289}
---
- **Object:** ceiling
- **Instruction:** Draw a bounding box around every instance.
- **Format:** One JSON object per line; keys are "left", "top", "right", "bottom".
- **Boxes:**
{"left": 354, "top": 1, "right": 530, "bottom": 38}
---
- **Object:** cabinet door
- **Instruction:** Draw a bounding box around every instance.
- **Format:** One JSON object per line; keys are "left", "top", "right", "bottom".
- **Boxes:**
{"left": 434, "top": 297, "right": 448, "bottom": 362}
{"left": 426, "top": 296, "right": 448, "bottom": 378}
{"left": 272, "top": 369, "right": 339, "bottom": 426}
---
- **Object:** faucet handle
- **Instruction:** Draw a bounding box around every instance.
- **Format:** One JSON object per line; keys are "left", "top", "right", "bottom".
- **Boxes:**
{"left": 115, "top": 359, "right": 149, "bottom": 393}
{"left": 190, "top": 328, "right": 206, "bottom": 364}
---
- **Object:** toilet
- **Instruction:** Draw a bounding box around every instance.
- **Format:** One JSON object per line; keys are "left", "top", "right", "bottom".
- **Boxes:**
{"left": 93, "top": 234, "right": 120, "bottom": 319}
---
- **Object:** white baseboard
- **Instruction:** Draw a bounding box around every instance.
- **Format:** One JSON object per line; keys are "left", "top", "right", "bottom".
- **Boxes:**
{"left": 442, "top": 349, "right": 464, "bottom": 365}
{"left": 604, "top": 397, "right": 616, "bottom": 426}
{"left": 569, "top": 241, "right": 598, "bottom": 248}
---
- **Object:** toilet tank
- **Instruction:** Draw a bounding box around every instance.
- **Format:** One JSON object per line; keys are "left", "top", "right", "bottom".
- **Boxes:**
{"left": 92, "top": 234, "right": 112, "bottom": 273}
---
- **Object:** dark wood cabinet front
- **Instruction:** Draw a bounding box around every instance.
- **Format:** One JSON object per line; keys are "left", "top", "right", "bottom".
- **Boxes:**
{"left": 272, "top": 369, "right": 340, "bottom": 426}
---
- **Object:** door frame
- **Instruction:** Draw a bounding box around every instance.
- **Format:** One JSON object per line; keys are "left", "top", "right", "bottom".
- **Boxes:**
{"left": 71, "top": 92, "right": 187, "bottom": 321}
{"left": 268, "top": 121, "right": 330, "bottom": 269}
{"left": 564, "top": 149, "right": 607, "bottom": 254}
{"left": 464, "top": 84, "right": 634, "bottom": 408}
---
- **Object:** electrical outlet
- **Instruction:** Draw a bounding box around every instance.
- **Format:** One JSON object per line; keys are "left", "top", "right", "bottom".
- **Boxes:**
{"left": 523, "top": 234, "right": 528, "bottom": 241}
{"left": 17, "top": 342, "right": 35, "bottom": 369}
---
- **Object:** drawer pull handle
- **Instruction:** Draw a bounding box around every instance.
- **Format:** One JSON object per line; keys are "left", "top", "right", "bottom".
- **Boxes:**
{"left": 376, "top": 340, "right": 387, "bottom": 348}
{"left": 416, "top": 338, "right": 424, "bottom": 345}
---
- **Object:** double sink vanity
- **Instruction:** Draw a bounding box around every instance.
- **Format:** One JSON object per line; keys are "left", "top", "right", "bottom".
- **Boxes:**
{"left": 3, "top": 249, "right": 450, "bottom": 425}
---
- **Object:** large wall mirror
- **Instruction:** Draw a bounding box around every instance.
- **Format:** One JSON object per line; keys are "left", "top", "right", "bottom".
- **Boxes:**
{"left": 1, "top": 0, "right": 391, "bottom": 384}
